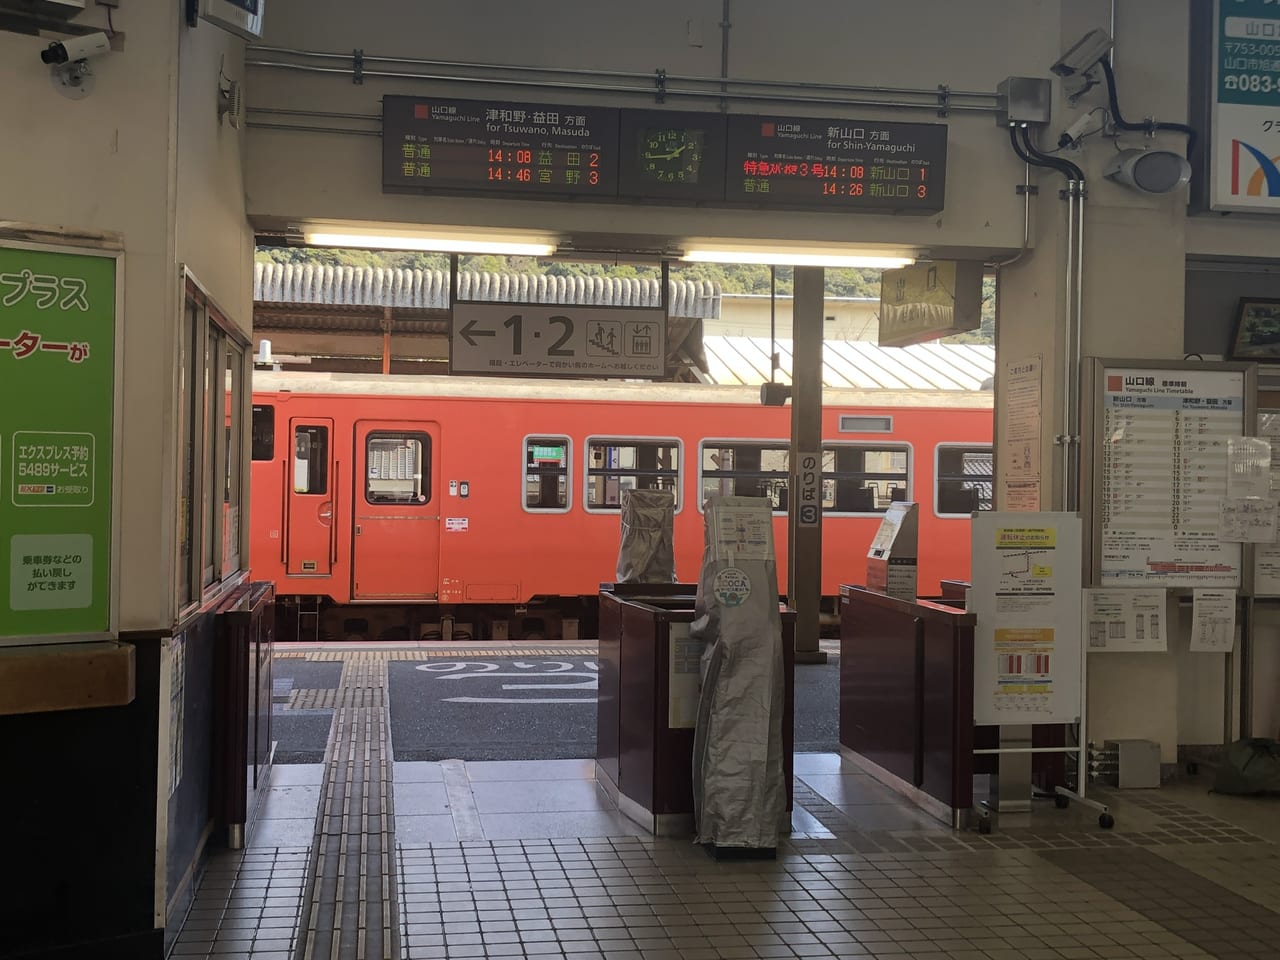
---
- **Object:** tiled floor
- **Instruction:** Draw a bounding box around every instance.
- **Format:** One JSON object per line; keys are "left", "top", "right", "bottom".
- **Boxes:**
{"left": 176, "top": 750, "right": 1280, "bottom": 959}
{"left": 173, "top": 642, "right": 1279, "bottom": 958}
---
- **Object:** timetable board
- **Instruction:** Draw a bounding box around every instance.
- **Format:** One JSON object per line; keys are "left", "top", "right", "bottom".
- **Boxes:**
{"left": 1087, "top": 360, "right": 1255, "bottom": 590}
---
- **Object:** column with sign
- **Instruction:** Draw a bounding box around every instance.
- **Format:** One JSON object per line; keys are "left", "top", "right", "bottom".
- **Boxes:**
{"left": 796, "top": 451, "right": 822, "bottom": 527}
{"left": 1, "top": 245, "right": 115, "bottom": 641}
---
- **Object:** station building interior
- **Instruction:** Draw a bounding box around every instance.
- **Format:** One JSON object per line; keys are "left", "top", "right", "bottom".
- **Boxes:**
{"left": 3, "top": 2, "right": 1280, "bottom": 959}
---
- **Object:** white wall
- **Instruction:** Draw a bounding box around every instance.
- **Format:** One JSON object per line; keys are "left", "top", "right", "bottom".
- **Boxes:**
{"left": 0, "top": 1, "right": 255, "bottom": 632}
{"left": 245, "top": 0, "right": 1057, "bottom": 256}
{"left": 177, "top": 24, "right": 255, "bottom": 332}
{"left": 0, "top": 0, "right": 179, "bottom": 632}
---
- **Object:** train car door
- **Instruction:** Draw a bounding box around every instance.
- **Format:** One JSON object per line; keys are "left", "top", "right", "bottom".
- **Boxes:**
{"left": 286, "top": 418, "right": 336, "bottom": 576}
{"left": 352, "top": 421, "right": 440, "bottom": 600}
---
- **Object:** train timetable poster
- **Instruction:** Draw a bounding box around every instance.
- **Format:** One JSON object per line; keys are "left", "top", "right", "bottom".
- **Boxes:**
{"left": 1093, "top": 363, "right": 1250, "bottom": 588}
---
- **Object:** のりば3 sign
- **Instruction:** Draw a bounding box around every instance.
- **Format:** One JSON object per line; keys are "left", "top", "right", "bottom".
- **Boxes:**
{"left": 1210, "top": 0, "right": 1280, "bottom": 212}
{"left": 0, "top": 244, "right": 117, "bottom": 642}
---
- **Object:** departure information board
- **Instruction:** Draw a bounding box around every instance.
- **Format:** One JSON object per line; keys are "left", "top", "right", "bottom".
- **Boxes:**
{"left": 724, "top": 114, "right": 947, "bottom": 212}
{"left": 383, "top": 95, "right": 619, "bottom": 197}
{"left": 382, "top": 97, "right": 949, "bottom": 213}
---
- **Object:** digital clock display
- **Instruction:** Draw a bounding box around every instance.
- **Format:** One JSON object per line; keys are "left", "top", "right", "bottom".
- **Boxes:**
{"left": 383, "top": 95, "right": 619, "bottom": 197}
{"left": 617, "top": 109, "right": 728, "bottom": 201}
{"left": 724, "top": 114, "right": 947, "bottom": 212}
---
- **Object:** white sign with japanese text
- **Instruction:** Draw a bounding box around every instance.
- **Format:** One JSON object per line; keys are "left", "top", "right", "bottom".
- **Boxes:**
{"left": 451, "top": 301, "right": 666, "bottom": 378}
{"left": 795, "top": 451, "right": 822, "bottom": 527}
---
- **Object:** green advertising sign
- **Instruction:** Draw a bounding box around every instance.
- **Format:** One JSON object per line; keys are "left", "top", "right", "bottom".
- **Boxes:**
{"left": 0, "top": 245, "right": 116, "bottom": 640}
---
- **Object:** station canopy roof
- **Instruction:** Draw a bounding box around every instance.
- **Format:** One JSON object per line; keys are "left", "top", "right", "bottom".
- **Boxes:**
{"left": 253, "top": 263, "right": 992, "bottom": 390}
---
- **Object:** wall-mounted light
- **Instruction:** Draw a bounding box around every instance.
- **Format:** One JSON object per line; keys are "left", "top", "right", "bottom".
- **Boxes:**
{"left": 303, "top": 228, "right": 557, "bottom": 257}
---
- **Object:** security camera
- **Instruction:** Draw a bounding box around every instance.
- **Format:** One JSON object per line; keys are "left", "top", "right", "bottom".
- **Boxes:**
{"left": 40, "top": 32, "right": 110, "bottom": 66}
{"left": 1103, "top": 149, "right": 1192, "bottom": 194}
{"left": 1051, "top": 28, "right": 1113, "bottom": 77}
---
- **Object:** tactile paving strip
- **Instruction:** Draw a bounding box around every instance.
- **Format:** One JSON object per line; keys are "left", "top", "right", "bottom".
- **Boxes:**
{"left": 295, "top": 658, "right": 399, "bottom": 960}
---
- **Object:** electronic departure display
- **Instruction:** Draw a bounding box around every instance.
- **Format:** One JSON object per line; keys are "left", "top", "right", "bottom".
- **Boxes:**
{"left": 381, "top": 97, "right": 950, "bottom": 214}
{"left": 723, "top": 114, "right": 948, "bottom": 212}
{"left": 382, "top": 95, "right": 620, "bottom": 197}
{"left": 617, "top": 109, "right": 728, "bottom": 201}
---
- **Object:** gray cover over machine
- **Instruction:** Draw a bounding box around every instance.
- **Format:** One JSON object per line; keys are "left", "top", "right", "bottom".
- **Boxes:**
{"left": 690, "top": 495, "right": 786, "bottom": 848}
{"left": 615, "top": 489, "right": 677, "bottom": 584}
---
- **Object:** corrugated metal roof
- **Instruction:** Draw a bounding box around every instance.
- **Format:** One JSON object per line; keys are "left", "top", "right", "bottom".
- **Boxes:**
{"left": 702, "top": 337, "right": 994, "bottom": 391}
{"left": 253, "top": 263, "right": 721, "bottom": 318}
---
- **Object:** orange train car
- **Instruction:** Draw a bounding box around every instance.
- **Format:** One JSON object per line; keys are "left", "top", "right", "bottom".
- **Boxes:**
{"left": 249, "top": 371, "right": 994, "bottom": 641}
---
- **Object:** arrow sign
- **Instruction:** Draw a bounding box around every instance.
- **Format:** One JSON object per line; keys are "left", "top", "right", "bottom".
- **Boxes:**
{"left": 459, "top": 318, "right": 495, "bottom": 347}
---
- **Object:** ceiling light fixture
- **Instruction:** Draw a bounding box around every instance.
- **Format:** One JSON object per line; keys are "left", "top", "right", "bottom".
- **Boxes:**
{"left": 680, "top": 249, "right": 915, "bottom": 269}
{"left": 304, "top": 230, "right": 557, "bottom": 257}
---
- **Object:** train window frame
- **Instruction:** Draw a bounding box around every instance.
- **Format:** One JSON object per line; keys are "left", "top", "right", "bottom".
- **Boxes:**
{"left": 821, "top": 441, "right": 913, "bottom": 516}
{"left": 697, "top": 438, "right": 791, "bottom": 514}
{"left": 583, "top": 435, "right": 683, "bottom": 514}
{"left": 522, "top": 434, "right": 572, "bottom": 514}
{"left": 364, "top": 431, "right": 432, "bottom": 506}
{"left": 294, "top": 425, "right": 331, "bottom": 495}
{"left": 934, "top": 442, "right": 994, "bottom": 518}
{"left": 251, "top": 404, "right": 274, "bottom": 461}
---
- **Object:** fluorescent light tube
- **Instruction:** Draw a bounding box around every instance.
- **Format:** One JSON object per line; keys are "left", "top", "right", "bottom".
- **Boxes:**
{"left": 305, "top": 231, "right": 556, "bottom": 257}
{"left": 681, "top": 249, "right": 915, "bottom": 268}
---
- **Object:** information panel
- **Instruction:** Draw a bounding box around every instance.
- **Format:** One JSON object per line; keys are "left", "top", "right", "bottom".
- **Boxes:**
{"left": 1092, "top": 363, "right": 1249, "bottom": 588}
{"left": 1, "top": 244, "right": 116, "bottom": 642}
{"left": 1207, "top": 0, "right": 1280, "bottom": 213}
{"left": 970, "top": 513, "right": 1083, "bottom": 725}
{"left": 450, "top": 301, "right": 665, "bottom": 378}
{"left": 723, "top": 114, "right": 947, "bottom": 212}
{"left": 383, "top": 95, "right": 619, "bottom": 197}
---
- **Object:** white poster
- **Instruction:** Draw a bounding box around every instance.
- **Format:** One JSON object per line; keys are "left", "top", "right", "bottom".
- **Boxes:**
{"left": 970, "top": 513, "right": 1083, "bottom": 725}
{"left": 1218, "top": 497, "right": 1278, "bottom": 542}
{"left": 1003, "top": 356, "right": 1042, "bottom": 511}
{"left": 1254, "top": 411, "right": 1280, "bottom": 596}
{"left": 1084, "top": 588, "right": 1168, "bottom": 653}
{"left": 668, "top": 622, "right": 704, "bottom": 729}
{"left": 1190, "top": 588, "right": 1237, "bottom": 653}
{"left": 1099, "top": 367, "right": 1244, "bottom": 587}
{"left": 713, "top": 506, "right": 773, "bottom": 561}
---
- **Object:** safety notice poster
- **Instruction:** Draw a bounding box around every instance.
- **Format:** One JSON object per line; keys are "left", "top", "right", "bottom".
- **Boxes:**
{"left": 1097, "top": 367, "right": 1245, "bottom": 588}
{"left": 970, "top": 512, "right": 1083, "bottom": 725}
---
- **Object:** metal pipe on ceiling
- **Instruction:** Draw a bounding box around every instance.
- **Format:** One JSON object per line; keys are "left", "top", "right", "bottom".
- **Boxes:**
{"left": 244, "top": 60, "right": 998, "bottom": 114}
{"left": 247, "top": 44, "right": 999, "bottom": 103}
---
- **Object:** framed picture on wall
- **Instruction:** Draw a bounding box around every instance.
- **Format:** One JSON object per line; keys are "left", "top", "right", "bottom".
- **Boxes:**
{"left": 1229, "top": 298, "right": 1280, "bottom": 361}
{"left": 197, "top": 0, "right": 264, "bottom": 41}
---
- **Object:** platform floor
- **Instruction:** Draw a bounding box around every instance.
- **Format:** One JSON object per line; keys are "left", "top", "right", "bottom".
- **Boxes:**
{"left": 172, "top": 646, "right": 1280, "bottom": 959}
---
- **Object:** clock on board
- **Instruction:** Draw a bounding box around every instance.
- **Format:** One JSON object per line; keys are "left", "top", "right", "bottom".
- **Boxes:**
{"left": 639, "top": 128, "right": 706, "bottom": 184}
{"left": 618, "top": 109, "right": 727, "bottom": 201}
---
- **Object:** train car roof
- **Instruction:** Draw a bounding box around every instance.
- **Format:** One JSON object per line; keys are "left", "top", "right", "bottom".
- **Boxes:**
{"left": 252, "top": 370, "right": 994, "bottom": 409}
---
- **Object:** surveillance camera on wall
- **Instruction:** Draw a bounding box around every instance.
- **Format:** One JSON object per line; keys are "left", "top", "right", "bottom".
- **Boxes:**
{"left": 40, "top": 32, "right": 111, "bottom": 66}
{"left": 1051, "top": 28, "right": 1114, "bottom": 77}
{"left": 1104, "top": 149, "right": 1192, "bottom": 194}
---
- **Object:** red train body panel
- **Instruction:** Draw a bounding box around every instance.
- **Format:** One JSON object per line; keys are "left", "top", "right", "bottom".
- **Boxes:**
{"left": 249, "top": 372, "right": 992, "bottom": 632}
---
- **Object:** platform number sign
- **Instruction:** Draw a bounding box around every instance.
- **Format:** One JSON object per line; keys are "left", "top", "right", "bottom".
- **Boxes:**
{"left": 797, "top": 451, "right": 822, "bottom": 527}
{"left": 450, "top": 301, "right": 666, "bottom": 379}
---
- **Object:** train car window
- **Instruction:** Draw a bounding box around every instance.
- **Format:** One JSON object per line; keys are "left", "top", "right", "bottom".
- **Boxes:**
{"left": 935, "top": 444, "right": 993, "bottom": 516}
{"left": 525, "top": 436, "right": 570, "bottom": 512}
{"left": 822, "top": 444, "right": 911, "bottom": 513}
{"left": 585, "top": 438, "right": 681, "bottom": 510}
{"left": 294, "top": 426, "right": 330, "bottom": 494}
{"left": 366, "top": 432, "right": 431, "bottom": 505}
{"left": 700, "top": 441, "right": 790, "bottom": 512}
{"left": 252, "top": 405, "right": 274, "bottom": 461}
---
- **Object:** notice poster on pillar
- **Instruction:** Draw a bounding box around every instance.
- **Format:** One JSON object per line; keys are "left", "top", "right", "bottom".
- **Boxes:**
{"left": 0, "top": 243, "right": 117, "bottom": 643}
{"left": 1253, "top": 410, "right": 1280, "bottom": 596}
{"left": 1095, "top": 365, "right": 1246, "bottom": 589}
{"left": 969, "top": 512, "right": 1083, "bottom": 725}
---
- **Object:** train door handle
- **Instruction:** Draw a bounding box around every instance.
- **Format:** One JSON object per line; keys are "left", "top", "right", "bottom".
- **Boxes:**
{"left": 356, "top": 524, "right": 362, "bottom": 536}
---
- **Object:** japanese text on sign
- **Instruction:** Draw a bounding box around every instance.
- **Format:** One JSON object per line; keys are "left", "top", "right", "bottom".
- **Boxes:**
{"left": 797, "top": 451, "right": 822, "bottom": 526}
